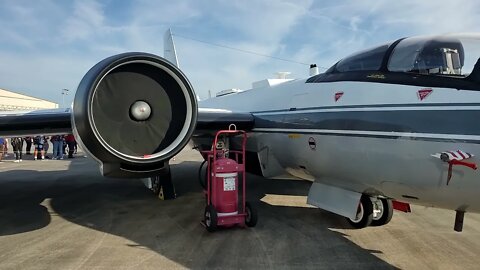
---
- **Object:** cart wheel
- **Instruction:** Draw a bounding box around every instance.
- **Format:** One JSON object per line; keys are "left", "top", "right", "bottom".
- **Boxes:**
{"left": 204, "top": 205, "right": 218, "bottom": 232}
{"left": 245, "top": 202, "right": 258, "bottom": 227}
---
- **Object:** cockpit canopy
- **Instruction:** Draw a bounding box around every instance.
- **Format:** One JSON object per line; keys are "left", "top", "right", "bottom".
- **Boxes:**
{"left": 389, "top": 36, "right": 465, "bottom": 75}
{"left": 329, "top": 34, "right": 480, "bottom": 77}
{"left": 335, "top": 43, "right": 391, "bottom": 72}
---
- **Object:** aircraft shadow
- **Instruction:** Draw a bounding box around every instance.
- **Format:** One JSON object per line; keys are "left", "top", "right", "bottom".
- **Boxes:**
{"left": 0, "top": 157, "right": 397, "bottom": 269}
{"left": 0, "top": 174, "right": 51, "bottom": 236}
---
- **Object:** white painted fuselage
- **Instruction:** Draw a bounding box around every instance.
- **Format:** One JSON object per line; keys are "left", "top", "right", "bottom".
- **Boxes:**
{"left": 197, "top": 78, "right": 480, "bottom": 213}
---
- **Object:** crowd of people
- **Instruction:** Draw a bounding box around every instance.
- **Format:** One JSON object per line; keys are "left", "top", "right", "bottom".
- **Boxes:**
{"left": 0, "top": 134, "right": 77, "bottom": 162}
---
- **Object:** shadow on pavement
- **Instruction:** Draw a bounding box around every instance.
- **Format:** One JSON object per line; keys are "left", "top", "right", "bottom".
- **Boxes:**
{"left": 0, "top": 157, "right": 397, "bottom": 269}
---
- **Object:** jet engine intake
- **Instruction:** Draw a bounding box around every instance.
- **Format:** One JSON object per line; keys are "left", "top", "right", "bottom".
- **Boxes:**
{"left": 72, "top": 52, "right": 197, "bottom": 177}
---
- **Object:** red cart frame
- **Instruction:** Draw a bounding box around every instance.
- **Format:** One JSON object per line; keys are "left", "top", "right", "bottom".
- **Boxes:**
{"left": 200, "top": 125, "right": 256, "bottom": 231}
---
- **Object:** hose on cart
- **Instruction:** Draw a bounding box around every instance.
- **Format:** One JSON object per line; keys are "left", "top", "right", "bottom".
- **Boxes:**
{"left": 198, "top": 160, "right": 207, "bottom": 189}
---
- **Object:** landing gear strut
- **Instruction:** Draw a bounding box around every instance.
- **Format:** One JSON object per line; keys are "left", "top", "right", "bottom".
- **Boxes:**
{"left": 347, "top": 196, "right": 393, "bottom": 228}
{"left": 149, "top": 166, "right": 176, "bottom": 200}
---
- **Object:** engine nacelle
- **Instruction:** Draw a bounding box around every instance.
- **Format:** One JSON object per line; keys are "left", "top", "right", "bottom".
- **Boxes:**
{"left": 72, "top": 52, "right": 197, "bottom": 177}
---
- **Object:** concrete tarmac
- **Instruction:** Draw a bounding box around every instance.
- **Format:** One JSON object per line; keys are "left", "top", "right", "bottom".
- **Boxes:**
{"left": 1, "top": 148, "right": 480, "bottom": 269}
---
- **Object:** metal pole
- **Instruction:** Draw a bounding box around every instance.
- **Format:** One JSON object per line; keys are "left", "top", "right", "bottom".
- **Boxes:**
{"left": 61, "top": 89, "right": 69, "bottom": 108}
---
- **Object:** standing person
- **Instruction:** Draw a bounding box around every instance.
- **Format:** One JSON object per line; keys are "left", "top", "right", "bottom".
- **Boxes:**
{"left": 65, "top": 134, "right": 76, "bottom": 158}
{"left": 3, "top": 138, "right": 7, "bottom": 157}
{"left": 62, "top": 137, "right": 67, "bottom": 156}
{"left": 51, "top": 135, "right": 64, "bottom": 160}
{"left": 43, "top": 136, "right": 50, "bottom": 159}
{"left": 10, "top": 137, "right": 23, "bottom": 162}
{"left": 24, "top": 137, "right": 33, "bottom": 155}
{"left": 33, "top": 135, "right": 45, "bottom": 161}
{"left": 0, "top": 137, "right": 4, "bottom": 162}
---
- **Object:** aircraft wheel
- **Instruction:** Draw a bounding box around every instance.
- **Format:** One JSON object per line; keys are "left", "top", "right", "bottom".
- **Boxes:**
{"left": 204, "top": 205, "right": 218, "bottom": 232}
{"left": 371, "top": 198, "right": 393, "bottom": 226}
{"left": 245, "top": 202, "right": 258, "bottom": 227}
{"left": 347, "top": 195, "right": 373, "bottom": 228}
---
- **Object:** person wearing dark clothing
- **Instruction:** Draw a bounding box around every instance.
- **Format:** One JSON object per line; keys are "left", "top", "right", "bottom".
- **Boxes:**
{"left": 63, "top": 140, "right": 67, "bottom": 155}
{"left": 24, "top": 137, "right": 33, "bottom": 155}
{"left": 33, "top": 135, "right": 45, "bottom": 160}
{"left": 65, "top": 134, "right": 76, "bottom": 158}
{"left": 11, "top": 137, "right": 23, "bottom": 162}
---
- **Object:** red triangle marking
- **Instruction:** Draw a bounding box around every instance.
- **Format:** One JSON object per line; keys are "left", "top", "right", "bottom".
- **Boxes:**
{"left": 335, "top": 91, "right": 344, "bottom": 102}
{"left": 418, "top": 88, "right": 433, "bottom": 101}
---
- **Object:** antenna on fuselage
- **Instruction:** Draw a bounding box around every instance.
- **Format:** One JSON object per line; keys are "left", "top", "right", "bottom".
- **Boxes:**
{"left": 310, "top": 64, "right": 320, "bottom": 76}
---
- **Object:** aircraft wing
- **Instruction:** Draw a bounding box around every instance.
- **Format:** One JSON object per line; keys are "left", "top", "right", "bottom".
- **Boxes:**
{"left": 0, "top": 108, "right": 72, "bottom": 136}
{"left": 0, "top": 107, "right": 253, "bottom": 137}
{"left": 0, "top": 105, "right": 253, "bottom": 179}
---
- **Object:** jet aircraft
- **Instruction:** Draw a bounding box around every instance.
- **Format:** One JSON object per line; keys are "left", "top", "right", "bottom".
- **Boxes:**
{"left": 1, "top": 32, "right": 480, "bottom": 231}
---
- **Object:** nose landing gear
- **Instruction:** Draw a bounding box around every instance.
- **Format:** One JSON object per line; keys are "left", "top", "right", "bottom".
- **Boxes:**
{"left": 347, "top": 195, "right": 374, "bottom": 228}
{"left": 347, "top": 196, "right": 393, "bottom": 228}
{"left": 371, "top": 198, "right": 394, "bottom": 226}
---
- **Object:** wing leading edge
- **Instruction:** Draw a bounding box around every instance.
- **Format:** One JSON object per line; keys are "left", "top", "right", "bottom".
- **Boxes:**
{"left": 196, "top": 108, "right": 254, "bottom": 131}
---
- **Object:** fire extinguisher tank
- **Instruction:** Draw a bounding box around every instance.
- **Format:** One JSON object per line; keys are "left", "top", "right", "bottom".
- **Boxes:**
{"left": 212, "top": 158, "right": 240, "bottom": 214}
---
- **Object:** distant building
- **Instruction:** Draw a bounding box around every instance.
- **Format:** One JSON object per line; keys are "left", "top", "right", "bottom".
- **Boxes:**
{"left": 0, "top": 88, "right": 58, "bottom": 111}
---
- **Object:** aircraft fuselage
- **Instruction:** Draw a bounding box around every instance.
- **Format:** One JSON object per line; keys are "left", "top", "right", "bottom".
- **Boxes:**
{"left": 198, "top": 73, "right": 480, "bottom": 213}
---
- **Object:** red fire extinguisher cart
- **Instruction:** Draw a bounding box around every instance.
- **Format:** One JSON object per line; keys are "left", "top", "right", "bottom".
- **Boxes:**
{"left": 200, "top": 126, "right": 258, "bottom": 232}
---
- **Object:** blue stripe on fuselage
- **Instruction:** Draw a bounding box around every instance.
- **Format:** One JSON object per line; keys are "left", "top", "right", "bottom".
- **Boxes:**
{"left": 252, "top": 103, "right": 480, "bottom": 114}
{"left": 253, "top": 109, "right": 480, "bottom": 136}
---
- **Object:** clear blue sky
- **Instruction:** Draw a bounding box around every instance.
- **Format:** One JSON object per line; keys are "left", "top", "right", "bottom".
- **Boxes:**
{"left": 1, "top": 0, "right": 479, "bottom": 106}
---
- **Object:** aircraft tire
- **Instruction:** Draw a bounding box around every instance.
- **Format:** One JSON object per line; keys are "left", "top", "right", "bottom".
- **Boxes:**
{"left": 347, "top": 195, "right": 374, "bottom": 228}
{"left": 371, "top": 198, "right": 393, "bottom": 226}
{"left": 204, "top": 205, "right": 218, "bottom": 232}
{"left": 245, "top": 202, "right": 258, "bottom": 227}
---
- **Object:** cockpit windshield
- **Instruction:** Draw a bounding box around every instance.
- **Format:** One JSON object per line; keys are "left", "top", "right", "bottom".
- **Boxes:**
{"left": 335, "top": 43, "right": 391, "bottom": 72}
{"left": 388, "top": 34, "right": 480, "bottom": 77}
